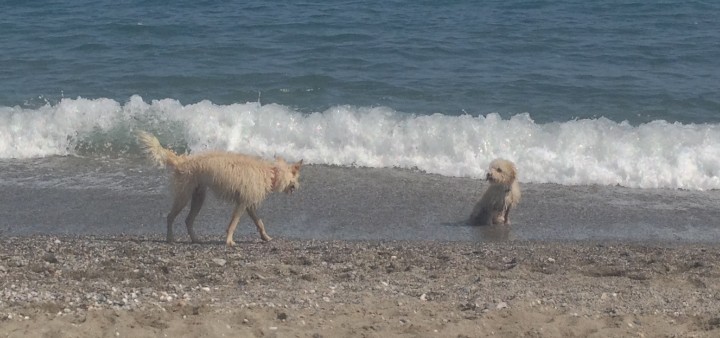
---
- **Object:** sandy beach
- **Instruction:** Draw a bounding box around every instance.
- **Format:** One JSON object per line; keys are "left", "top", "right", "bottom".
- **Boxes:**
{"left": 0, "top": 235, "right": 718, "bottom": 337}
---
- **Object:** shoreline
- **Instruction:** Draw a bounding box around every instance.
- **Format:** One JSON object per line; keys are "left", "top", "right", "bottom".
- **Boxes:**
{"left": 1, "top": 235, "right": 719, "bottom": 337}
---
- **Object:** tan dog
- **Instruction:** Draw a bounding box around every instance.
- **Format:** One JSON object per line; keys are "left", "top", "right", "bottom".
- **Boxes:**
{"left": 469, "top": 158, "right": 521, "bottom": 225}
{"left": 137, "top": 131, "right": 302, "bottom": 246}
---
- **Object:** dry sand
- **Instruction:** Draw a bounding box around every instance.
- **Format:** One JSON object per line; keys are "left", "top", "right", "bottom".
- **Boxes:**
{"left": 1, "top": 235, "right": 719, "bottom": 337}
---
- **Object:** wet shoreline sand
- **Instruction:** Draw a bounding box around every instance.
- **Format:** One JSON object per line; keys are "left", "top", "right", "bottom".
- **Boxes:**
{"left": 1, "top": 235, "right": 719, "bottom": 337}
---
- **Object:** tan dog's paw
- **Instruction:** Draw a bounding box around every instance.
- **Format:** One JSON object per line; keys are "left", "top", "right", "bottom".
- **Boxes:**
{"left": 261, "top": 234, "right": 273, "bottom": 242}
{"left": 226, "top": 239, "right": 236, "bottom": 247}
{"left": 492, "top": 216, "right": 504, "bottom": 225}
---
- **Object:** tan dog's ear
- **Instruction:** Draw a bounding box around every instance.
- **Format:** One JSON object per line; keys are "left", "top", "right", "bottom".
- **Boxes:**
{"left": 292, "top": 159, "right": 303, "bottom": 174}
{"left": 508, "top": 163, "right": 518, "bottom": 180}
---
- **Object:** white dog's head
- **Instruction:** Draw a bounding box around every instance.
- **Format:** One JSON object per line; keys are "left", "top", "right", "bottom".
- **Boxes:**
{"left": 274, "top": 158, "right": 303, "bottom": 194}
{"left": 485, "top": 158, "right": 517, "bottom": 185}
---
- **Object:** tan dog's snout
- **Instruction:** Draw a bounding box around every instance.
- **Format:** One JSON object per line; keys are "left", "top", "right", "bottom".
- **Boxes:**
{"left": 486, "top": 171, "right": 499, "bottom": 183}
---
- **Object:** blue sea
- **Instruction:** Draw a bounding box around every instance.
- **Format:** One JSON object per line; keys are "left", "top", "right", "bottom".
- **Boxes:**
{"left": 1, "top": 1, "right": 720, "bottom": 242}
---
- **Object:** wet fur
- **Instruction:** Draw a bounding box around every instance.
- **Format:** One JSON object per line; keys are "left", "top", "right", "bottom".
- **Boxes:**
{"left": 137, "top": 131, "right": 302, "bottom": 246}
{"left": 469, "top": 158, "right": 521, "bottom": 225}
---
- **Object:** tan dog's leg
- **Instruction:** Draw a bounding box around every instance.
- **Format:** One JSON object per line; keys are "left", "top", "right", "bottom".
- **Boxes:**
{"left": 492, "top": 213, "right": 505, "bottom": 225}
{"left": 184, "top": 187, "right": 206, "bottom": 243}
{"left": 225, "top": 204, "right": 246, "bottom": 246}
{"left": 247, "top": 206, "right": 272, "bottom": 242}
{"left": 166, "top": 189, "right": 192, "bottom": 243}
{"left": 503, "top": 208, "right": 512, "bottom": 225}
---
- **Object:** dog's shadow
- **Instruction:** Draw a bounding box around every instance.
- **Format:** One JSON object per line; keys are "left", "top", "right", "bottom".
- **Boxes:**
{"left": 443, "top": 220, "right": 513, "bottom": 242}
{"left": 102, "top": 236, "right": 263, "bottom": 247}
{"left": 174, "top": 239, "right": 268, "bottom": 247}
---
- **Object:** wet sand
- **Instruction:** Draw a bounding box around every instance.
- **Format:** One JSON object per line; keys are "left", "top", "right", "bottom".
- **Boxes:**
{"left": 1, "top": 235, "right": 719, "bottom": 337}
{"left": 2, "top": 159, "right": 720, "bottom": 243}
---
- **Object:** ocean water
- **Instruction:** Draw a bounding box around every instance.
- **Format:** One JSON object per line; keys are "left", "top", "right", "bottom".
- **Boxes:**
{"left": 1, "top": 1, "right": 720, "bottom": 242}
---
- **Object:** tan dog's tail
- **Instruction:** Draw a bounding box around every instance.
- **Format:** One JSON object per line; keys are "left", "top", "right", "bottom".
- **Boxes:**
{"left": 136, "top": 131, "right": 184, "bottom": 168}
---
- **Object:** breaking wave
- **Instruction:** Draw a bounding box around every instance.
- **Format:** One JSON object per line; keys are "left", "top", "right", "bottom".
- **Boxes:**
{"left": 2, "top": 95, "right": 720, "bottom": 190}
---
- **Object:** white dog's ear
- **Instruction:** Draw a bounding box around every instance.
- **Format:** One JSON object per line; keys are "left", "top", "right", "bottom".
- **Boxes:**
{"left": 292, "top": 159, "right": 303, "bottom": 174}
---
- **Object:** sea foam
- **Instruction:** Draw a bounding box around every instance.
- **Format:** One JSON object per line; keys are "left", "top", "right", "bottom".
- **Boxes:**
{"left": 2, "top": 95, "right": 720, "bottom": 190}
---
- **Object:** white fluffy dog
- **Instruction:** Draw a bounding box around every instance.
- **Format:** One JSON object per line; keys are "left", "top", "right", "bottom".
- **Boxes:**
{"left": 137, "top": 131, "right": 303, "bottom": 246}
{"left": 469, "top": 158, "right": 521, "bottom": 225}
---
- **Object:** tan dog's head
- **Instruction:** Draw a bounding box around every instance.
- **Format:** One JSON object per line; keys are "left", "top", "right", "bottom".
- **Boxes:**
{"left": 274, "top": 158, "right": 303, "bottom": 194}
{"left": 485, "top": 158, "right": 517, "bottom": 185}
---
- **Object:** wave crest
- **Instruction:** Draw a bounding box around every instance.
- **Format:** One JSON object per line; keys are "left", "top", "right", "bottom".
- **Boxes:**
{"left": 2, "top": 95, "right": 720, "bottom": 190}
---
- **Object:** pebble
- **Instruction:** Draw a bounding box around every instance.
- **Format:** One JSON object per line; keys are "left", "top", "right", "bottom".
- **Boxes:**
{"left": 43, "top": 253, "right": 58, "bottom": 263}
{"left": 10, "top": 257, "right": 26, "bottom": 267}
{"left": 496, "top": 302, "right": 508, "bottom": 310}
{"left": 212, "top": 258, "right": 227, "bottom": 267}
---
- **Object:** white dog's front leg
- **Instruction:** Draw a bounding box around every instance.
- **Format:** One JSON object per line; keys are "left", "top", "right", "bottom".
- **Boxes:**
{"left": 247, "top": 206, "right": 272, "bottom": 242}
{"left": 225, "top": 204, "right": 245, "bottom": 246}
